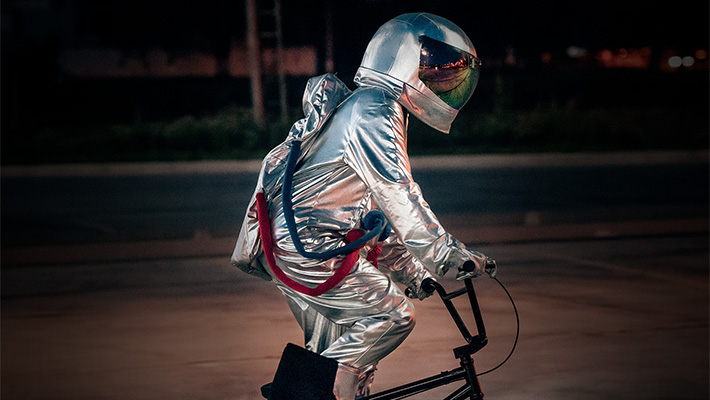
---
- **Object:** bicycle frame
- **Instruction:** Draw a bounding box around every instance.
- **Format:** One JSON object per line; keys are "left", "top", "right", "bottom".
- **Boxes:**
{"left": 361, "top": 277, "right": 488, "bottom": 400}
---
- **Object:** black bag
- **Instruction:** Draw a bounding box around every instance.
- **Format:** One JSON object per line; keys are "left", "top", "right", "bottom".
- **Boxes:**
{"left": 265, "top": 343, "right": 338, "bottom": 400}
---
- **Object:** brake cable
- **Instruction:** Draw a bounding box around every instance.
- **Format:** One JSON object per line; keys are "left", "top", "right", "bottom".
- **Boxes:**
{"left": 477, "top": 276, "right": 519, "bottom": 376}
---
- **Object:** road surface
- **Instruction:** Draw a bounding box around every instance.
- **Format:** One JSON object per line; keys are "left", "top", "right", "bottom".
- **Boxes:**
{"left": 2, "top": 235, "right": 707, "bottom": 399}
{"left": 1, "top": 151, "right": 707, "bottom": 263}
{"left": 1, "top": 151, "right": 708, "bottom": 399}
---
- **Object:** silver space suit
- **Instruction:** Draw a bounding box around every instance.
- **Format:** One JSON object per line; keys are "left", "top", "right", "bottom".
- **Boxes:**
{"left": 232, "top": 13, "right": 493, "bottom": 400}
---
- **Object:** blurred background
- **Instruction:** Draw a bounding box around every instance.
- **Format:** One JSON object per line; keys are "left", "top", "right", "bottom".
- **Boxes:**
{"left": 2, "top": 2, "right": 708, "bottom": 399}
{"left": 2, "top": 0, "right": 708, "bottom": 164}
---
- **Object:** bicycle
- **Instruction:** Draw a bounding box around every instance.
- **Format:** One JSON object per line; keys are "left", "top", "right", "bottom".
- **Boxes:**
{"left": 262, "top": 262, "right": 519, "bottom": 400}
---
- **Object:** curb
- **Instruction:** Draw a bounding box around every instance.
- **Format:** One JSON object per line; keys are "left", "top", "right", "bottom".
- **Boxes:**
{"left": 2, "top": 150, "right": 707, "bottom": 178}
{"left": 2, "top": 218, "right": 706, "bottom": 266}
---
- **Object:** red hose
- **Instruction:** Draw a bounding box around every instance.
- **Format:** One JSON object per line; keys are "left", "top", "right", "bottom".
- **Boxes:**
{"left": 256, "top": 192, "right": 366, "bottom": 296}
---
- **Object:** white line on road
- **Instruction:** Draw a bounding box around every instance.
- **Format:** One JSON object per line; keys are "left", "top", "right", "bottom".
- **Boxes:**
{"left": 533, "top": 249, "right": 708, "bottom": 291}
{"left": 2, "top": 150, "right": 707, "bottom": 177}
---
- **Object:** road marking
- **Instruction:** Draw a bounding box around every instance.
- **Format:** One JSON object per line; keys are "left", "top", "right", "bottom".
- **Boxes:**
{"left": 2, "top": 150, "right": 707, "bottom": 177}
{"left": 534, "top": 249, "right": 708, "bottom": 291}
{"left": 3, "top": 218, "right": 706, "bottom": 268}
{"left": 449, "top": 218, "right": 708, "bottom": 245}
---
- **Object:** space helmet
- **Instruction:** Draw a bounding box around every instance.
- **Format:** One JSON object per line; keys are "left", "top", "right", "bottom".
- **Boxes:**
{"left": 354, "top": 13, "right": 481, "bottom": 133}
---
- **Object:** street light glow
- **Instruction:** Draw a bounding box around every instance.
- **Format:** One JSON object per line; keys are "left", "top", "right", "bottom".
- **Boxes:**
{"left": 668, "top": 56, "right": 683, "bottom": 68}
{"left": 681, "top": 56, "right": 695, "bottom": 67}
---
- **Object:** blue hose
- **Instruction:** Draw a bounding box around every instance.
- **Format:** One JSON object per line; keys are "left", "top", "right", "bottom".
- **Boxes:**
{"left": 282, "top": 140, "right": 388, "bottom": 260}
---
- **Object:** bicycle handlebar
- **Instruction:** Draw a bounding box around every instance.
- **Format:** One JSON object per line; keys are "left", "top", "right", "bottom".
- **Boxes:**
{"left": 462, "top": 260, "right": 477, "bottom": 273}
{"left": 415, "top": 274, "right": 487, "bottom": 346}
{"left": 408, "top": 260, "right": 477, "bottom": 297}
{"left": 421, "top": 277, "right": 437, "bottom": 294}
{"left": 360, "top": 270, "right": 497, "bottom": 400}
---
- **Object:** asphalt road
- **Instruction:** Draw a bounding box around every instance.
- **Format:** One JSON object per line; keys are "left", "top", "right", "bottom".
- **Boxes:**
{"left": 2, "top": 235, "right": 708, "bottom": 399}
{"left": 1, "top": 150, "right": 708, "bottom": 399}
{"left": 1, "top": 151, "right": 708, "bottom": 264}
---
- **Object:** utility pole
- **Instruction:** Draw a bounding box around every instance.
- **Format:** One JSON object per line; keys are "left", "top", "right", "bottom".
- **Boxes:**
{"left": 273, "top": 0, "right": 288, "bottom": 124}
{"left": 324, "top": 2, "right": 334, "bottom": 73}
{"left": 245, "top": 0, "right": 265, "bottom": 127}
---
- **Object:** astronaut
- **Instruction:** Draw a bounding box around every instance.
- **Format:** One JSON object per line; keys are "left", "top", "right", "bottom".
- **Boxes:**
{"left": 232, "top": 13, "right": 496, "bottom": 400}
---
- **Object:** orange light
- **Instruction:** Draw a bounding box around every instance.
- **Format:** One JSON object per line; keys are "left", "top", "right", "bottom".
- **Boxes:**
{"left": 695, "top": 49, "right": 708, "bottom": 60}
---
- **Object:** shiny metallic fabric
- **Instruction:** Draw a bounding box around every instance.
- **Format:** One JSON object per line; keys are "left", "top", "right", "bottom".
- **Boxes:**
{"left": 232, "top": 72, "right": 487, "bottom": 286}
{"left": 232, "top": 71, "right": 486, "bottom": 347}
{"left": 232, "top": 14, "right": 488, "bottom": 398}
{"left": 280, "top": 258, "right": 415, "bottom": 368}
{"left": 355, "top": 13, "right": 480, "bottom": 133}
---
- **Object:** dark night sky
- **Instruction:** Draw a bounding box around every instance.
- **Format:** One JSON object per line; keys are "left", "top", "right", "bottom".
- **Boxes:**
{"left": 39, "top": 0, "right": 707, "bottom": 70}
{"left": 0, "top": 0, "right": 707, "bottom": 160}
{"left": 91, "top": 0, "right": 708, "bottom": 45}
{"left": 320, "top": 0, "right": 709, "bottom": 75}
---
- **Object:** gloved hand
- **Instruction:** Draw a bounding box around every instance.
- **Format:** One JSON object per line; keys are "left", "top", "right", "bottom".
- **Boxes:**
{"left": 485, "top": 258, "right": 497, "bottom": 278}
{"left": 404, "top": 269, "right": 436, "bottom": 300}
{"left": 456, "top": 256, "right": 497, "bottom": 280}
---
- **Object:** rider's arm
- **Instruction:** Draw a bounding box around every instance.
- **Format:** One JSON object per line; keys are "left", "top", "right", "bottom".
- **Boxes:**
{"left": 344, "top": 95, "right": 487, "bottom": 278}
{"left": 231, "top": 190, "right": 272, "bottom": 281}
{"left": 377, "top": 235, "right": 435, "bottom": 299}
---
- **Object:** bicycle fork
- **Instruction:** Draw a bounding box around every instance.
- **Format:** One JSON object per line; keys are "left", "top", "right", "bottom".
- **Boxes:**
{"left": 451, "top": 344, "right": 485, "bottom": 400}
{"left": 441, "top": 277, "right": 487, "bottom": 400}
{"left": 362, "top": 277, "right": 488, "bottom": 400}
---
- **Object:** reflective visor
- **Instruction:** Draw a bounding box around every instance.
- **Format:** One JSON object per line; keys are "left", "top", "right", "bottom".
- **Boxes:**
{"left": 418, "top": 36, "right": 481, "bottom": 110}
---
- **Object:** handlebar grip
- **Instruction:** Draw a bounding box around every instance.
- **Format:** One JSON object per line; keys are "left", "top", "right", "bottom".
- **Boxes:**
{"left": 404, "top": 278, "right": 438, "bottom": 298}
{"left": 462, "top": 260, "right": 477, "bottom": 273}
{"left": 421, "top": 277, "right": 437, "bottom": 294}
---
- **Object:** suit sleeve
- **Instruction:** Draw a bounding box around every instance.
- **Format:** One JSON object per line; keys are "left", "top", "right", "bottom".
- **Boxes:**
{"left": 343, "top": 97, "right": 485, "bottom": 277}
{"left": 231, "top": 190, "right": 272, "bottom": 281}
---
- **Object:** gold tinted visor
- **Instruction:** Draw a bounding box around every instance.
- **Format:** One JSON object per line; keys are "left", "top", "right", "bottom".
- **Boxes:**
{"left": 418, "top": 36, "right": 481, "bottom": 110}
